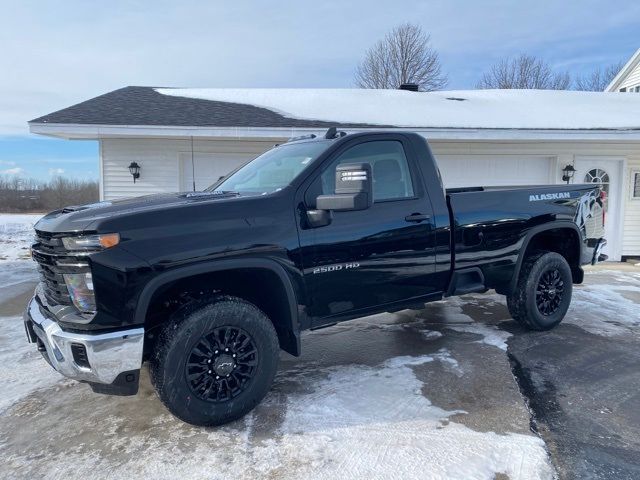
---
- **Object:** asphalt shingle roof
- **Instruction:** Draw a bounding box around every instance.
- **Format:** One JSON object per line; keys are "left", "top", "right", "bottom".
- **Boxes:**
{"left": 29, "top": 86, "right": 374, "bottom": 128}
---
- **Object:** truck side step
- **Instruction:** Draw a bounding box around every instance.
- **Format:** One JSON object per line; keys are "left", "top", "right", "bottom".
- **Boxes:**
{"left": 446, "top": 268, "right": 487, "bottom": 297}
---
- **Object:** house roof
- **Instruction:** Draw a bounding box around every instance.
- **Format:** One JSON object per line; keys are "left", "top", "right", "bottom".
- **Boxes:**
{"left": 606, "top": 48, "right": 640, "bottom": 92}
{"left": 29, "top": 86, "right": 640, "bottom": 142}
{"left": 29, "top": 86, "right": 374, "bottom": 129}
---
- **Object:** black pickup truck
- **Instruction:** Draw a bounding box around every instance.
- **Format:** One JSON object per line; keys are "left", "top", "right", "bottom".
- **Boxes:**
{"left": 24, "top": 129, "right": 606, "bottom": 426}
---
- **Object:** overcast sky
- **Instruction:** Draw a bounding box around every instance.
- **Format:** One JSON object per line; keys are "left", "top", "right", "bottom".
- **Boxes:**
{"left": 1, "top": 0, "right": 638, "bottom": 180}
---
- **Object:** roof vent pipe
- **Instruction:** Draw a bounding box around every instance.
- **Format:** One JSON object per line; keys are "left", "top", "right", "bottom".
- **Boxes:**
{"left": 399, "top": 83, "right": 419, "bottom": 92}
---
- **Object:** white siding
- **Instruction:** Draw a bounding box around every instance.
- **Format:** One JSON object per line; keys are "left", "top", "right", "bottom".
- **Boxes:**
{"left": 619, "top": 61, "right": 640, "bottom": 92}
{"left": 100, "top": 138, "right": 277, "bottom": 200}
{"left": 624, "top": 152, "right": 640, "bottom": 255}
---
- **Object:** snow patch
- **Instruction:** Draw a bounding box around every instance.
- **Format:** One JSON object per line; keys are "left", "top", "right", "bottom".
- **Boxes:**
{"left": 422, "top": 329, "right": 444, "bottom": 340}
{"left": 427, "top": 295, "right": 512, "bottom": 350}
{"left": 0, "top": 214, "right": 41, "bottom": 263}
{"left": 0, "top": 214, "right": 41, "bottom": 293}
{"left": 447, "top": 323, "right": 512, "bottom": 351}
{"left": 257, "top": 354, "right": 552, "bottom": 479}
{"left": 0, "top": 315, "right": 65, "bottom": 413}
{"left": 570, "top": 277, "right": 640, "bottom": 336}
{"left": 156, "top": 87, "right": 640, "bottom": 131}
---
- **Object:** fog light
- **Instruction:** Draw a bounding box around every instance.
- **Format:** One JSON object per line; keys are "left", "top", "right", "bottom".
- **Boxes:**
{"left": 64, "top": 272, "right": 96, "bottom": 313}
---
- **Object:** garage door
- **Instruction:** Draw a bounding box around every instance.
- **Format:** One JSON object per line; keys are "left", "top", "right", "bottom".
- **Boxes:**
{"left": 179, "top": 153, "right": 254, "bottom": 191}
{"left": 436, "top": 155, "right": 555, "bottom": 188}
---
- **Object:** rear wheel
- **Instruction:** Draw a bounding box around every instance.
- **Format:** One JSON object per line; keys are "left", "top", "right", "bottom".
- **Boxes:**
{"left": 149, "top": 295, "right": 279, "bottom": 426}
{"left": 507, "top": 251, "right": 573, "bottom": 331}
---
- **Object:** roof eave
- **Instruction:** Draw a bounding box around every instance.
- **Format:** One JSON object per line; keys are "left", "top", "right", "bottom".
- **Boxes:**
{"left": 28, "top": 122, "right": 640, "bottom": 142}
{"left": 605, "top": 47, "right": 640, "bottom": 92}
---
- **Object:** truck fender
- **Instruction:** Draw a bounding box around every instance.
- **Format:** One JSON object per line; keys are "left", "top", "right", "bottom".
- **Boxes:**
{"left": 507, "top": 221, "right": 583, "bottom": 295}
{"left": 135, "top": 258, "right": 301, "bottom": 356}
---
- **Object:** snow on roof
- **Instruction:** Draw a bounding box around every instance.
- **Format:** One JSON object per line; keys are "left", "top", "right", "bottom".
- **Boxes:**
{"left": 156, "top": 88, "right": 640, "bottom": 131}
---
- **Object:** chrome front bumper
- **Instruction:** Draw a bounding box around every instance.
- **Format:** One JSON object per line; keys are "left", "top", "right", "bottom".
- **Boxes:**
{"left": 24, "top": 295, "right": 144, "bottom": 385}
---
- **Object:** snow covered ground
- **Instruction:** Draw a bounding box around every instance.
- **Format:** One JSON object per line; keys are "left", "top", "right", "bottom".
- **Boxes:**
{"left": 570, "top": 269, "right": 640, "bottom": 336}
{"left": 0, "top": 315, "right": 67, "bottom": 413}
{"left": 0, "top": 214, "right": 41, "bottom": 289}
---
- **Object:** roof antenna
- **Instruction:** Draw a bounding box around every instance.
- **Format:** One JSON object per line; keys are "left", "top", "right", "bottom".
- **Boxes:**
{"left": 324, "top": 127, "right": 347, "bottom": 139}
{"left": 324, "top": 127, "right": 337, "bottom": 139}
{"left": 190, "top": 136, "right": 196, "bottom": 192}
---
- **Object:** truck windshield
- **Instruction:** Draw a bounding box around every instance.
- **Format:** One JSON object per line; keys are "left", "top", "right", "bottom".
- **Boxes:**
{"left": 207, "top": 141, "right": 330, "bottom": 195}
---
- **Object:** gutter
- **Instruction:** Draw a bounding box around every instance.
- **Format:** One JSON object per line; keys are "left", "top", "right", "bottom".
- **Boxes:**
{"left": 29, "top": 122, "right": 640, "bottom": 142}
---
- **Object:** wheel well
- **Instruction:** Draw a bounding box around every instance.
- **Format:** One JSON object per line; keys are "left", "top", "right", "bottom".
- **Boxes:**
{"left": 143, "top": 268, "right": 299, "bottom": 357}
{"left": 522, "top": 228, "right": 582, "bottom": 282}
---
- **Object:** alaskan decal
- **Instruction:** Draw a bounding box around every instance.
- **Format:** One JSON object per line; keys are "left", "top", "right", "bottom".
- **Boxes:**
{"left": 529, "top": 192, "right": 571, "bottom": 202}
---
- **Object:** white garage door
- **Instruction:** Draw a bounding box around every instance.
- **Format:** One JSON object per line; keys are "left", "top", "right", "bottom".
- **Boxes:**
{"left": 179, "top": 153, "right": 254, "bottom": 191}
{"left": 436, "top": 155, "right": 555, "bottom": 188}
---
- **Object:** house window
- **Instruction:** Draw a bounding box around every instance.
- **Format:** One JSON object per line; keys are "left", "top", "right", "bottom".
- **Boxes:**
{"left": 635, "top": 86, "right": 640, "bottom": 92}
{"left": 620, "top": 87, "right": 627, "bottom": 92}
{"left": 633, "top": 171, "right": 640, "bottom": 199}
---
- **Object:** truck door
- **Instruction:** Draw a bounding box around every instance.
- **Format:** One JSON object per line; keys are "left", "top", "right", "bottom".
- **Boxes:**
{"left": 296, "top": 135, "right": 438, "bottom": 323}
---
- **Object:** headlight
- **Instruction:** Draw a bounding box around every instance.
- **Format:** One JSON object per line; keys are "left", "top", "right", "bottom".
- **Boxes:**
{"left": 62, "top": 233, "right": 120, "bottom": 251}
{"left": 64, "top": 273, "right": 96, "bottom": 313}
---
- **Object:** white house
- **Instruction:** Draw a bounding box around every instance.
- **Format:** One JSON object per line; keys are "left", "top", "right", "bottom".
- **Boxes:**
{"left": 607, "top": 48, "right": 640, "bottom": 93}
{"left": 29, "top": 86, "right": 640, "bottom": 261}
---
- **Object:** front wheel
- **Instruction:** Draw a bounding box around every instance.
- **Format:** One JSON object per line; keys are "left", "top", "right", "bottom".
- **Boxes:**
{"left": 507, "top": 251, "right": 573, "bottom": 331}
{"left": 149, "top": 295, "right": 279, "bottom": 426}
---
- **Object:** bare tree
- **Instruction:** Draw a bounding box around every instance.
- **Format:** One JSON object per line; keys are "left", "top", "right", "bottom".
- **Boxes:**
{"left": 355, "top": 23, "right": 447, "bottom": 91}
{"left": 0, "top": 175, "right": 98, "bottom": 213}
{"left": 476, "top": 54, "right": 571, "bottom": 90}
{"left": 574, "top": 61, "right": 624, "bottom": 91}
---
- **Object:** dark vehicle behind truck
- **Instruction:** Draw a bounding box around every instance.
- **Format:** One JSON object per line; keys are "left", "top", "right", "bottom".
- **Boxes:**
{"left": 24, "top": 129, "right": 606, "bottom": 425}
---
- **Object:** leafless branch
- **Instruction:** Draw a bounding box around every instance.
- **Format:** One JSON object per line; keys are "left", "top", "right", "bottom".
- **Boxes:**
{"left": 574, "top": 61, "right": 624, "bottom": 91}
{"left": 476, "top": 54, "right": 571, "bottom": 90}
{"left": 0, "top": 175, "right": 99, "bottom": 212}
{"left": 355, "top": 23, "right": 448, "bottom": 91}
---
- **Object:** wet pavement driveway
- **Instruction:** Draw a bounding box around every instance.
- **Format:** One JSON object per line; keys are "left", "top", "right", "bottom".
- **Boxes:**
{"left": 0, "top": 264, "right": 639, "bottom": 480}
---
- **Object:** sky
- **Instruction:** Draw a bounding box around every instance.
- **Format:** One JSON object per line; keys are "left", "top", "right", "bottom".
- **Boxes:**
{"left": 0, "top": 0, "right": 639, "bottom": 181}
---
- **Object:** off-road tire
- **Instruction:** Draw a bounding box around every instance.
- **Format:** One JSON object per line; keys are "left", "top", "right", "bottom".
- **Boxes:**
{"left": 507, "top": 251, "right": 573, "bottom": 331}
{"left": 149, "top": 295, "right": 279, "bottom": 426}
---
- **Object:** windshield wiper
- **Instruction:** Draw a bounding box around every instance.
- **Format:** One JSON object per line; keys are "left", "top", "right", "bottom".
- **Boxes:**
{"left": 212, "top": 190, "right": 240, "bottom": 195}
{"left": 185, "top": 190, "right": 240, "bottom": 198}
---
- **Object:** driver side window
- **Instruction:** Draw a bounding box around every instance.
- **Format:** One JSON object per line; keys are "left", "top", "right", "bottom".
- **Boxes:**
{"left": 320, "top": 140, "right": 414, "bottom": 201}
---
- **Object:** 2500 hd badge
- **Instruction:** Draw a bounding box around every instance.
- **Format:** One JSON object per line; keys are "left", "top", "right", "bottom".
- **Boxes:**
{"left": 313, "top": 262, "right": 361, "bottom": 274}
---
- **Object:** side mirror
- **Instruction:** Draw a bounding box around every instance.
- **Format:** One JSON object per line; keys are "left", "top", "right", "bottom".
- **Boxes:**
{"left": 316, "top": 163, "right": 373, "bottom": 212}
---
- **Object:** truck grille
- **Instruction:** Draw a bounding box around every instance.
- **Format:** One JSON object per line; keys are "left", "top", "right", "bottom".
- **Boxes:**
{"left": 31, "top": 230, "right": 91, "bottom": 307}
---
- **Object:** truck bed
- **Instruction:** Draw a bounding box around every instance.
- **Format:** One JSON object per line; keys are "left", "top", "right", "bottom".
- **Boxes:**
{"left": 445, "top": 182, "right": 604, "bottom": 287}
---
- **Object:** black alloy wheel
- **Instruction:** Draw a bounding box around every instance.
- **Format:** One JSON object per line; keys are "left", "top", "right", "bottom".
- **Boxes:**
{"left": 185, "top": 326, "right": 259, "bottom": 402}
{"left": 535, "top": 268, "right": 565, "bottom": 316}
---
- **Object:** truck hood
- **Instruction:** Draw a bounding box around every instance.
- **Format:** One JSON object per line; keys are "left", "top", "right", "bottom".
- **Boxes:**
{"left": 34, "top": 191, "right": 244, "bottom": 234}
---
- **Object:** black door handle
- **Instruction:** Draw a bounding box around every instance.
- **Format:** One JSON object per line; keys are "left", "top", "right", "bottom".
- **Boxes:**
{"left": 405, "top": 213, "right": 431, "bottom": 223}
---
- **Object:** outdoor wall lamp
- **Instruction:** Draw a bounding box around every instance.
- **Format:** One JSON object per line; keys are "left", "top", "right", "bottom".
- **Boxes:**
{"left": 128, "top": 162, "right": 141, "bottom": 183}
{"left": 561, "top": 164, "right": 575, "bottom": 184}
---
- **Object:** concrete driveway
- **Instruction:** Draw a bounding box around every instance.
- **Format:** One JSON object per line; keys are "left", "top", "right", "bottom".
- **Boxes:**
{"left": 0, "top": 227, "right": 639, "bottom": 480}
